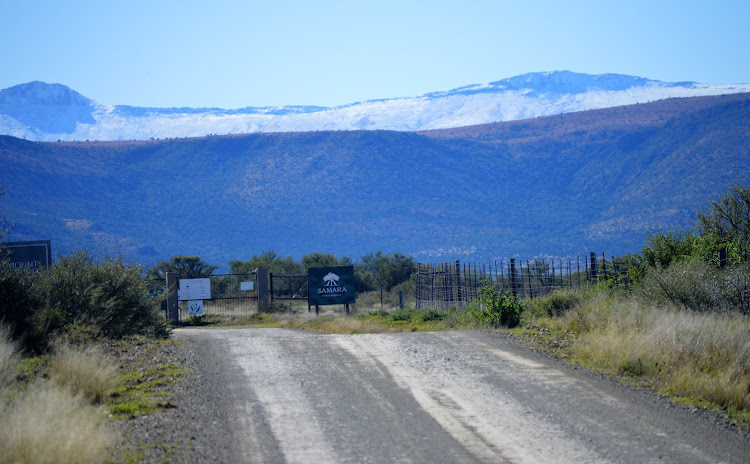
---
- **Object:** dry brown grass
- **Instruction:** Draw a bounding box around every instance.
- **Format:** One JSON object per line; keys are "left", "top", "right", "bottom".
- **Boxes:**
{"left": 559, "top": 294, "right": 750, "bottom": 411}
{"left": 0, "top": 326, "right": 19, "bottom": 393}
{"left": 0, "top": 381, "right": 115, "bottom": 464}
{"left": 49, "top": 343, "right": 118, "bottom": 404}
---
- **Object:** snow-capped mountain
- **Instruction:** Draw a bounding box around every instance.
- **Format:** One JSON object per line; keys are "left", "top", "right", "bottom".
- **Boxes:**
{"left": 2, "top": 71, "right": 749, "bottom": 141}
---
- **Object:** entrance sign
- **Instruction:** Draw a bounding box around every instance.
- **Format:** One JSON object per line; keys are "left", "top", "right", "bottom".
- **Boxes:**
{"left": 308, "top": 265, "right": 356, "bottom": 306}
{"left": 178, "top": 278, "right": 211, "bottom": 301}
{"left": 2, "top": 240, "right": 52, "bottom": 271}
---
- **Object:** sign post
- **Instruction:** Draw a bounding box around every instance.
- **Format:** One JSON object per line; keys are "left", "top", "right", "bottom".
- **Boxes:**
{"left": 308, "top": 265, "right": 356, "bottom": 315}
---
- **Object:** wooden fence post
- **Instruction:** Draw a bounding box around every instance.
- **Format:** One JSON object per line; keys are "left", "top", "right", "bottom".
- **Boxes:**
{"left": 165, "top": 272, "right": 179, "bottom": 324}
{"left": 589, "top": 252, "right": 598, "bottom": 283}
{"left": 509, "top": 259, "right": 517, "bottom": 297}
{"left": 257, "top": 268, "right": 269, "bottom": 311}
{"left": 455, "top": 260, "right": 462, "bottom": 304}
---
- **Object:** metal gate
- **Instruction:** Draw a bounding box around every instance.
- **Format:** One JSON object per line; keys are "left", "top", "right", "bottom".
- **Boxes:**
{"left": 176, "top": 273, "right": 258, "bottom": 320}
{"left": 269, "top": 272, "right": 308, "bottom": 306}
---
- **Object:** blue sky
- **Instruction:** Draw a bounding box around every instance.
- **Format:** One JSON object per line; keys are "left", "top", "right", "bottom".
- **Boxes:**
{"left": 2, "top": 0, "right": 748, "bottom": 108}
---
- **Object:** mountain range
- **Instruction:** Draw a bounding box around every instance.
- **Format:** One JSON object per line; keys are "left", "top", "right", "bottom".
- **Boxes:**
{"left": 2, "top": 71, "right": 750, "bottom": 141}
{"left": 1, "top": 90, "right": 749, "bottom": 268}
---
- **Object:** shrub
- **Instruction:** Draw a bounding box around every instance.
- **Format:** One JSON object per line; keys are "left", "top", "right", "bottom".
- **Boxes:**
{"left": 1, "top": 250, "right": 169, "bottom": 351}
{"left": 641, "top": 228, "right": 697, "bottom": 268}
{"left": 389, "top": 308, "right": 416, "bottom": 322}
{"left": 695, "top": 181, "right": 750, "bottom": 262}
{"left": 0, "top": 262, "right": 45, "bottom": 348}
{"left": 527, "top": 288, "right": 582, "bottom": 318}
{"left": 470, "top": 279, "right": 523, "bottom": 328}
{"left": 636, "top": 258, "right": 750, "bottom": 314}
{"left": 40, "top": 251, "right": 169, "bottom": 339}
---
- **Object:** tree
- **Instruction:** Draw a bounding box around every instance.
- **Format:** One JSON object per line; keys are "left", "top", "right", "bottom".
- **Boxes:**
{"left": 229, "top": 250, "right": 302, "bottom": 275}
{"left": 147, "top": 256, "right": 218, "bottom": 279}
{"left": 229, "top": 250, "right": 304, "bottom": 296}
{"left": 695, "top": 181, "right": 750, "bottom": 262}
{"left": 357, "top": 251, "right": 415, "bottom": 292}
{"left": 301, "top": 252, "right": 351, "bottom": 270}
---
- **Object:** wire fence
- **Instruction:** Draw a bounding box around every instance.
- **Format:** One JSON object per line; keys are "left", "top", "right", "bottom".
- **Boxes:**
{"left": 415, "top": 253, "right": 628, "bottom": 310}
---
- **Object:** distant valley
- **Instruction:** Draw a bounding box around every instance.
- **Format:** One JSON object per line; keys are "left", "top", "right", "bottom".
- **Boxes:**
{"left": 1, "top": 92, "right": 749, "bottom": 268}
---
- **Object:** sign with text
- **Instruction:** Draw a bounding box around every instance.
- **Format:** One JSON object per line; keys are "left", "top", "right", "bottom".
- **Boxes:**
{"left": 308, "top": 265, "right": 356, "bottom": 306}
{"left": 2, "top": 240, "right": 52, "bottom": 271}
{"left": 178, "top": 278, "right": 211, "bottom": 301}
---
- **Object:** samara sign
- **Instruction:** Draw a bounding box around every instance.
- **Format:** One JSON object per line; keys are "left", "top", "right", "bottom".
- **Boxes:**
{"left": 308, "top": 265, "right": 356, "bottom": 306}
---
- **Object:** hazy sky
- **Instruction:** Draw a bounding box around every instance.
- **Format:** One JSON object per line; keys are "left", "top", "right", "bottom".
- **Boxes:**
{"left": 2, "top": 0, "right": 748, "bottom": 108}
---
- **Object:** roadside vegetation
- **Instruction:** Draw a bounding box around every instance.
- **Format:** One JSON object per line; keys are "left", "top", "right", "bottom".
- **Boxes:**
{"left": 0, "top": 212, "right": 173, "bottom": 464}
{"left": 518, "top": 182, "right": 750, "bottom": 427}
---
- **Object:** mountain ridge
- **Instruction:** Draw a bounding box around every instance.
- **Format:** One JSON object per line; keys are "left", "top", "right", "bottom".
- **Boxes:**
{"left": 2, "top": 71, "right": 749, "bottom": 141}
{"left": 1, "top": 92, "right": 748, "bottom": 267}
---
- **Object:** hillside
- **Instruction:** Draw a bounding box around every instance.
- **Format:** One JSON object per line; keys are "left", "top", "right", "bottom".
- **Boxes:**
{"left": 1, "top": 93, "right": 749, "bottom": 267}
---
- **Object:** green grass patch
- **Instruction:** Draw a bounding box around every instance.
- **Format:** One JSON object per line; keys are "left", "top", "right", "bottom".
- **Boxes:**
{"left": 108, "top": 362, "right": 188, "bottom": 419}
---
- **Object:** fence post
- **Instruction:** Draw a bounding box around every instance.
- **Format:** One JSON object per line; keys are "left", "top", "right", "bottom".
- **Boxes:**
{"left": 416, "top": 263, "right": 421, "bottom": 309}
{"left": 165, "top": 272, "right": 179, "bottom": 324}
{"left": 719, "top": 247, "right": 728, "bottom": 268}
{"left": 257, "top": 268, "right": 269, "bottom": 311}
{"left": 455, "top": 260, "right": 462, "bottom": 305}
{"left": 589, "top": 252, "right": 598, "bottom": 283}
{"left": 509, "top": 259, "right": 517, "bottom": 297}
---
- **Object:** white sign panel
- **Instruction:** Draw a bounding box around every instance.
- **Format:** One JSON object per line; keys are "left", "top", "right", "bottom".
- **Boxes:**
{"left": 240, "top": 281, "right": 254, "bottom": 291}
{"left": 178, "top": 278, "right": 211, "bottom": 301}
{"left": 188, "top": 300, "right": 204, "bottom": 316}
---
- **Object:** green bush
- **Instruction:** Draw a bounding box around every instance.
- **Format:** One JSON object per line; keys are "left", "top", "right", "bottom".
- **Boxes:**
{"left": 636, "top": 258, "right": 750, "bottom": 314}
{"left": 695, "top": 181, "right": 750, "bottom": 263}
{"left": 527, "top": 288, "right": 582, "bottom": 317}
{"left": 0, "top": 251, "right": 168, "bottom": 351}
{"left": 641, "top": 228, "right": 697, "bottom": 268}
{"left": 470, "top": 279, "right": 524, "bottom": 328}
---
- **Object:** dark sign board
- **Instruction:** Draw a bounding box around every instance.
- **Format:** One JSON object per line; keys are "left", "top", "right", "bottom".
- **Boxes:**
{"left": 308, "top": 265, "right": 356, "bottom": 306}
{"left": 2, "top": 240, "right": 52, "bottom": 271}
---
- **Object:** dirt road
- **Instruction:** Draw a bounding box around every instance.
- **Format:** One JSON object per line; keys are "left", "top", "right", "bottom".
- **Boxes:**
{"left": 171, "top": 328, "right": 750, "bottom": 463}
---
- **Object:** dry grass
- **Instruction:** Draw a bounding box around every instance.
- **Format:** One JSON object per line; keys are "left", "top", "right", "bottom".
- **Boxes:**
{"left": 0, "top": 381, "right": 115, "bottom": 464}
{"left": 0, "top": 326, "right": 19, "bottom": 393}
{"left": 560, "top": 294, "right": 750, "bottom": 411}
{"left": 49, "top": 343, "right": 118, "bottom": 404}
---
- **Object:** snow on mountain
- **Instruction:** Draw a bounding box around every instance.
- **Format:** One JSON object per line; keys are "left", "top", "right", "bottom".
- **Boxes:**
{"left": 2, "top": 71, "right": 749, "bottom": 141}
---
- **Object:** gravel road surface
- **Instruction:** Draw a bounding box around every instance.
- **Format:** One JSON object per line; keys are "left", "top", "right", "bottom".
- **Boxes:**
{"left": 166, "top": 327, "right": 750, "bottom": 463}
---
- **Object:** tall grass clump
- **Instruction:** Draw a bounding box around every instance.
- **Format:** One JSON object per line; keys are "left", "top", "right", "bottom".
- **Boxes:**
{"left": 49, "top": 343, "right": 117, "bottom": 404}
{"left": 0, "top": 382, "right": 114, "bottom": 464}
{"left": 0, "top": 326, "right": 19, "bottom": 393}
